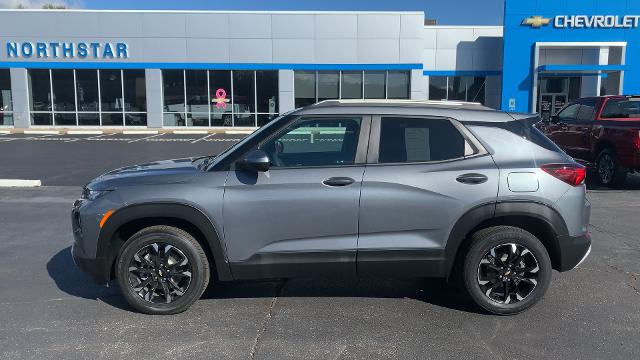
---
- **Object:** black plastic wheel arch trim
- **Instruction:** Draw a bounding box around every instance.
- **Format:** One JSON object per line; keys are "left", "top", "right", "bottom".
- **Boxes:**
{"left": 96, "top": 202, "right": 232, "bottom": 283}
{"left": 444, "top": 200, "right": 570, "bottom": 277}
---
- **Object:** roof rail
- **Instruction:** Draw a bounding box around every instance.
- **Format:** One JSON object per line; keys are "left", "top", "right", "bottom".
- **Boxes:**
{"left": 313, "top": 99, "right": 484, "bottom": 107}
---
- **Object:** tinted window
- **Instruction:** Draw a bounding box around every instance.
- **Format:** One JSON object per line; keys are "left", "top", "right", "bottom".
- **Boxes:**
{"left": 364, "top": 71, "right": 385, "bottom": 99}
{"left": 260, "top": 117, "right": 362, "bottom": 168}
{"left": 576, "top": 100, "right": 596, "bottom": 121}
{"left": 428, "top": 76, "right": 447, "bottom": 101}
{"left": 317, "top": 71, "right": 339, "bottom": 102}
{"left": 100, "top": 69, "right": 123, "bottom": 112}
{"left": 601, "top": 98, "right": 640, "bottom": 119}
{"left": 387, "top": 71, "right": 410, "bottom": 99}
{"left": 294, "top": 71, "right": 316, "bottom": 108}
{"left": 557, "top": 103, "right": 580, "bottom": 121}
{"left": 341, "top": 71, "right": 362, "bottom": 99}
{"left": 379, "top": 117, "right": 466, "bottom": 163}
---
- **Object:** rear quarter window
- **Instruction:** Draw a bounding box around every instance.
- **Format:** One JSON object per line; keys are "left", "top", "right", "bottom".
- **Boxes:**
{"left": 378, "top": 117, "right": 466, "bottom": 163}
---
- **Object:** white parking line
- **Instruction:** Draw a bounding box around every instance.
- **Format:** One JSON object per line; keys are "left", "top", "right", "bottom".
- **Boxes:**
{"left": 127, "top": 133, "right": 164, "bottom": 143}
{"left": 191, "top": 133, "right": 215, "bottom": 144}
{"left": 86, "top": 133, "right": 116, "bottom": 140}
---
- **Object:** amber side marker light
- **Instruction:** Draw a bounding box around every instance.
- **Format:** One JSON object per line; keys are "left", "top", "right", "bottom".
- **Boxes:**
{"left": 99, "top": 210, "right": 115, "bottom": 228}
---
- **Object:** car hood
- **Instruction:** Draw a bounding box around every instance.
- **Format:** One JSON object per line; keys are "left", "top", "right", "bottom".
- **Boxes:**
{"left": 88, "top": 158, "right": 202, "bottom": 189}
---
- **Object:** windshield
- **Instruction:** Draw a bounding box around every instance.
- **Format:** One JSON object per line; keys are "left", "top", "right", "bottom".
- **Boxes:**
{"left": 601, "top": 98, "right": 640, "bottom": 119}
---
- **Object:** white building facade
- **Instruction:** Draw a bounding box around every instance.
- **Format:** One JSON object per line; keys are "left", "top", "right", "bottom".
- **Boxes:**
{"left": 0, "top": 10, "right": 503, "bottom": 129}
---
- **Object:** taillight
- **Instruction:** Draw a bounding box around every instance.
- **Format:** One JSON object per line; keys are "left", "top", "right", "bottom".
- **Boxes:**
{"left": 634, "top": 130, "right": 640, "bottom": 151}
{"left": 541, "top": 163, "right": 586, "bottom": 186}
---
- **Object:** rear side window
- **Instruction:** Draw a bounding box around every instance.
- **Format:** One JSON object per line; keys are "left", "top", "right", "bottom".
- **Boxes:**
{"left": 601, "top": 98, "right": 640, "bottom": 119}
{"left": 499, "top": 119, "right": 563, "bottom": 153}
{"left": 378, "top": 117, "right": 466, "bottom": 163}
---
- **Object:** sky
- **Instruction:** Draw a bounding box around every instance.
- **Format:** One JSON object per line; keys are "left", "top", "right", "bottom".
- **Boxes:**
{"left": 0, "top": 0, "right": 505, "bottom": 25}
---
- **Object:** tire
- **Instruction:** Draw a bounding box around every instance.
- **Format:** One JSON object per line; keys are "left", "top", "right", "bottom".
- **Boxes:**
{"left": 462, "top": 226, "right": 552, "bottom": 315}
{"left": 116, "top": 225, "right": 210, "bottom": 315}
{"left": 595, "top": 148, "right": 627, "bottom": 187}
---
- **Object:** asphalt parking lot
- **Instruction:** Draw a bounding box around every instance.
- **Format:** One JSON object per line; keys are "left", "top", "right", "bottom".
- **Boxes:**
{"left": 0, "top": 132, "right": 246, "bottom": 186}
{"left": 0, "top": 135, "right": 639, "bottom": 359}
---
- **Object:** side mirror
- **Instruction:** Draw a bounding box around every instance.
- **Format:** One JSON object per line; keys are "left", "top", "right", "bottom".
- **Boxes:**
{"left": 550, "top": 115, "right": 560, "bottom": 123}
{"left": 237, "top": 149, "right": 270, "bottom": 172}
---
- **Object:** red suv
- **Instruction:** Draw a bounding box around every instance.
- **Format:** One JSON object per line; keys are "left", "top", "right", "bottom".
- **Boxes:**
{"left": 537, "top": 95, "right": 640, "bottom": 186}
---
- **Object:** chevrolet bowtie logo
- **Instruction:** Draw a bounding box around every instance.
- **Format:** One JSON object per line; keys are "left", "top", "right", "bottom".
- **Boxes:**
{"left": 522, "top": 16, "right": 552, "bottom": 28}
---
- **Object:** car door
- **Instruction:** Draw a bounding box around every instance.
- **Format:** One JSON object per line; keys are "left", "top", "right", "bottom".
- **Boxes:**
{"left": 357, "top": 116, "right": 499, "bottom": 277}
{"left": 223, "top": 115, "right": 370, "bottom": 279}
{"left": 566, "top": 98, "right": 597, "bottom": 162}
{"left": 545, "top": 101, "right": 580, "bottom": 155}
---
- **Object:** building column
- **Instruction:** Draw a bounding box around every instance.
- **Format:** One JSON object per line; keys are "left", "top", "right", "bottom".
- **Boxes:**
{"left": 410, "top": 69, "right": 427, "bottom": 100}
{"left": 145, "top": 69, "right": 163, "bottom": 128}
{"left": 279, "top": 70, "right": 294, "bottom": 113}
{"left": 10, "top": 68, "right": 30, "bottom": 128}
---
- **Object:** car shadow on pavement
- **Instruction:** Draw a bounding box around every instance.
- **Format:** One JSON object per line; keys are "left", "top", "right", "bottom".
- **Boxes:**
{"left": 49, "top": 246, "right": 481, "bottom": 314}
{"left": 203, "top": 277, "right": 482, "bottom": 315}
{"left": 47, "top": 246, "right": 134, "bottom": 312}
{"left": 586, "top": 172, "right": 640, "bottom": 190}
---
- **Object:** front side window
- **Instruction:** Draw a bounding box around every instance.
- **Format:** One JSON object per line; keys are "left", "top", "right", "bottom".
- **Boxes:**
{"left": 576, "top": 100, "right": 597, "bottom": 121}
{"left": 557, "top": 103, "right": 580, "bottom": 122}
{"left": 378, "top": 117, "right": 466, "bottom": 163}
{"left": 260, "top": 117, "right": 362, "bottom": 168}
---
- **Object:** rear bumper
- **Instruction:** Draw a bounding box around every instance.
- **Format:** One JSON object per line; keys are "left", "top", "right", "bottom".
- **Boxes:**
{"left": 556, "top": 232, "right": 591, "bottom": 271}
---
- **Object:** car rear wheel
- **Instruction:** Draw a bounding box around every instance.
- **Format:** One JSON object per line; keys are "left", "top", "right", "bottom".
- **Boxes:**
{"left": 463, "top": 226, "right": 552, "bottom": 315}
{"left": 596, "top": 148, "right": 627, "bottom": 187}
{"left": 116, "top": 225, "right": 210, "bottom": 315}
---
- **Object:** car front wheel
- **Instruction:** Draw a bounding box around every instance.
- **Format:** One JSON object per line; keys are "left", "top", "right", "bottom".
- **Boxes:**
{"left": 116, "top": 225, "right": 210, "bottom": 315}
{"left": 463, "top": 226, "right": 552, "bottom": 315}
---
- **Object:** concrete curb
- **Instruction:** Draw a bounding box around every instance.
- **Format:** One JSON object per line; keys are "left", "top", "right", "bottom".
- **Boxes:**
{"left": 0, "top": 179, "right": 42, "bottom": 187}
{"left": 2, "top": 127, "right": 260, "bottom": 135}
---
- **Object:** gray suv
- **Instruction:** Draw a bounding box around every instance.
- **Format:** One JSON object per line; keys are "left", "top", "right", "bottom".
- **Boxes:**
{"left": 72, "top": 100, "right": 591, "bottom": 315}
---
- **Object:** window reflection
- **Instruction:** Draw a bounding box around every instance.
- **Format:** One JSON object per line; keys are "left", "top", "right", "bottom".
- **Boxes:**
{"left": 28, "top": 69, "right": 147, "bottom": 126}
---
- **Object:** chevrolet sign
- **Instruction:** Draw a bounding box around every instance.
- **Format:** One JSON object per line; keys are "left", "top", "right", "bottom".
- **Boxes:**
{"left": 522, "top": 15, "right": 640, "bottom": 29}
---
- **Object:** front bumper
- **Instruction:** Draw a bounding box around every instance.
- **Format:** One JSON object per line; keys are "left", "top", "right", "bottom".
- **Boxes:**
{"left": 71, "top": 244, "right": 110, "bottom": 285}
{"left": 72, "top": 200, "right": 111, "bottom": 285}
{"left": 556, "top": 232, "right": 592, "bottom": 271}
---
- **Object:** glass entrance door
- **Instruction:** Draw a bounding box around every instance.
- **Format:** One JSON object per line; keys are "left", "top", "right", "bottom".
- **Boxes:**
{"left": 536, "top": 76, "right": 581, "bottom": 120}
{"left": 539, "top": 93, "right": 568, "bottom": 121}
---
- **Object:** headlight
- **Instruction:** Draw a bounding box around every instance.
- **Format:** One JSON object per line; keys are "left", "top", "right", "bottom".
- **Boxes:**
{"left": 81, "top": 188, "right": 111, "bottom": 201}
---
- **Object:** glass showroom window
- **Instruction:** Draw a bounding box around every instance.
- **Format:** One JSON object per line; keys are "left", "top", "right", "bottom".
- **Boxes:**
{"left": 428, "top": 76, "right": 486, "bottom": 104}
{"left": 0, "top": 69, "right": 13, "bottom": 126}
{"left": 28, "top": 69, "right": 147, "bottom": 126}
{"left": 162, "top": 70, "right": 278, "bottom": 127}
{"left": 294, "top": 70, "right": 410, "bottom": 106}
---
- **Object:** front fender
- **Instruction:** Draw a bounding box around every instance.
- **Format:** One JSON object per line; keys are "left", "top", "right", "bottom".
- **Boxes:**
{"left": 97, "top": 202, "right": 232, "bottom": 282}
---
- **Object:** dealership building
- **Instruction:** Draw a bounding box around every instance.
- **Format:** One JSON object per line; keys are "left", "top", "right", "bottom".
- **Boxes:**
{"left": 0, "top": 0, "right": 637, "bottom": 129}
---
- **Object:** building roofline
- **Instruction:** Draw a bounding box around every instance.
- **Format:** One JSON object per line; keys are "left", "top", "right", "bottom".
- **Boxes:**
{"left": 0, "top": 9, "right": 425, "bottom": 15}
{"left": 424, "top": 25, "right": 503, "bottom": 29}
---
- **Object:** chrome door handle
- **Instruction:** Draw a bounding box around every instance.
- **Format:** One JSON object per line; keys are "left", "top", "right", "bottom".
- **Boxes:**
{"left": 322, "top": 177, "right": 355, "bottom": 187}
{"left": 456, "top": 173, "right": 488, "bottom": 185}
